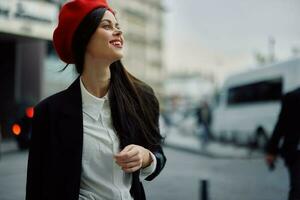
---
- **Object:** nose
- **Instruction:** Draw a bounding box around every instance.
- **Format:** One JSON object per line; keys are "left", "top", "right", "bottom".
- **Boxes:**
{"left": 113, "top": 29, "right": 122, "bottom": 36}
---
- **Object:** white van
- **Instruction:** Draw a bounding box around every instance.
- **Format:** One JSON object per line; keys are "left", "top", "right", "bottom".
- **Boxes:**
{"left": 212, "top": 57, "right": 300, "bottom": 148}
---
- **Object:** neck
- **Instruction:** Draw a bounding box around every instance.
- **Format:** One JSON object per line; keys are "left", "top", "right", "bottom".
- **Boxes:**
{"left": 81, "top": 54, "right": 111, "bottom": 98}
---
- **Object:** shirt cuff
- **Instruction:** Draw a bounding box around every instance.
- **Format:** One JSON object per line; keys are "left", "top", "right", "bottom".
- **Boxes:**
{"left": 140, "top": 151, "right": 157, "bottom": 179}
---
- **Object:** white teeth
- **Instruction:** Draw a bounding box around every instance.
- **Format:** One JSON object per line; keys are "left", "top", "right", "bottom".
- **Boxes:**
{"left": 112, "top": 41, "right": 121, "bottom": 46}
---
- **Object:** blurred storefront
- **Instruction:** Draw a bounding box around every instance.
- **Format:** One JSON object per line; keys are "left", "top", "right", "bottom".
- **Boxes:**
{"left": 0, "top": 0, "right": 58, "bottom": 138}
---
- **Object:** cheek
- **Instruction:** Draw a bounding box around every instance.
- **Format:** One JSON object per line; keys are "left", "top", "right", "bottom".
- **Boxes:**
{"left": 86, "top": 36, "right": 106, "bottom": 55}
{"left": 86, "top": 31, "right": 110, "bottom": 56}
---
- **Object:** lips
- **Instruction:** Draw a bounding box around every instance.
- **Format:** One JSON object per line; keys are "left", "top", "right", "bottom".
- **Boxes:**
{"left": 109, "top": 39, "right": 123, "bottom": 48}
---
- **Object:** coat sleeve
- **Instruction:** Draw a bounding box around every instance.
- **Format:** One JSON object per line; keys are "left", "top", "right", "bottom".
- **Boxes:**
{"left": 265, "top": 94, "right": 291, "bottom": 155}
{"left": 144, "top": 145, "right": 166, "bottom": 181}
{"left": 144, "top": 91, "right": 167, "bottom": 181}
{"left": 26, "top": 102, "right": 48, "bottom": 200}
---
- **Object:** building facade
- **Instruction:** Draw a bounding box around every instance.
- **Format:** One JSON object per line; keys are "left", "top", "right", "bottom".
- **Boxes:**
{"left": 110, "top": 0, "right": 165, "bottom": 92}
{"left": 0, "top": 0, "right": 58, "bottom": 137}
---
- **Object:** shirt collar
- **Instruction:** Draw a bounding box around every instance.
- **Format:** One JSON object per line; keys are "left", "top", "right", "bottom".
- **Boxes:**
{"left": 80, "top": 77, "right": 108, "bottom": 121}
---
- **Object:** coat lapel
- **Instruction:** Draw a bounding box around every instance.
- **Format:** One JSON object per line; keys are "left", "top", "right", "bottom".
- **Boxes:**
{"left": 58, "top": 76, "right": 84, "bottom": 169}
{"left": 61, "top": 76, "right": 82, "bottom": 118}
{"left": 52, "top": 76, "right": 84, "bottom": 196}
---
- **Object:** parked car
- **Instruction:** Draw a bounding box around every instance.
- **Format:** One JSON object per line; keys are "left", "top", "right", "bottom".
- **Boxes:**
{"left": 11, "top": 106, "right": 34, "bottom": 149}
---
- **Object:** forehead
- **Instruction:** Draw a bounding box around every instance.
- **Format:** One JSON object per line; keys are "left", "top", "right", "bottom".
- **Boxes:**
{"left": 101, "top": 10, "right": 117, "bottom": 23}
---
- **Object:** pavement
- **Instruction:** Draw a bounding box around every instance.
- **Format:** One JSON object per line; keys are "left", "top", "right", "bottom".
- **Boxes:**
{"left": 0, "top": 145, "right": 288, "bottom": 200}
{"left": 164, "top": 131, "right": 263, "bottom": 159}
{"left": 0, "top": 138, "right": 19, "bottom": 158}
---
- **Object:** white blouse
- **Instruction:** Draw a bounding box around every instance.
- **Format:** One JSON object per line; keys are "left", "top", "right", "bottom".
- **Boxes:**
{"left": 79, "top": 77, "right": 157, "bottom": 200}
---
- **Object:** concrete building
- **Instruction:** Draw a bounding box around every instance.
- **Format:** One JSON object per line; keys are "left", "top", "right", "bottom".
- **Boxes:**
{"left": 110, "top": 0, "right": 166, "bottom": 92}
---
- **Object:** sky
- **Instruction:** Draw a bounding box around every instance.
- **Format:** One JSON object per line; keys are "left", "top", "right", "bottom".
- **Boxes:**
{"left": 163, "top": 0, "right": 300, "bottom": 82}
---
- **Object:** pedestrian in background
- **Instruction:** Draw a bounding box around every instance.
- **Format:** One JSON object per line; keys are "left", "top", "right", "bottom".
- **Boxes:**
{"left": 195, "top": 100, "right": 212, "bottom": 149}
{"left": 265, "top": 88, "right": 300, "bottom": 200}
{"left": 26, "top": 0, "right": 166, "bottom": 199}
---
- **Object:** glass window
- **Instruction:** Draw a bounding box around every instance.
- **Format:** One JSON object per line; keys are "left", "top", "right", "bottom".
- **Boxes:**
{"left": 227, "top": 78, "right": 282, "bottom": 105}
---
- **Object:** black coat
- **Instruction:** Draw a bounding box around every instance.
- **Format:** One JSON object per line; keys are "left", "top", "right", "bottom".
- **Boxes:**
{"left": 26, "top": 77, "right": 166, "bottom": 200}
{"left": 266, "top": 88, "right": 300, "bottom": 164}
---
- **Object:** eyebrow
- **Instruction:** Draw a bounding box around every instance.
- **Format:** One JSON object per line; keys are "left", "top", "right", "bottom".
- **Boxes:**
{"left": 100, "top": 19, "right": 119, "bottom": 26}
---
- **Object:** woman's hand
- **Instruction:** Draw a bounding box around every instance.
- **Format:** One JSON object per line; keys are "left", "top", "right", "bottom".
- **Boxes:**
{"left": 114, "top": 144, "right": 153, "bottom": 173}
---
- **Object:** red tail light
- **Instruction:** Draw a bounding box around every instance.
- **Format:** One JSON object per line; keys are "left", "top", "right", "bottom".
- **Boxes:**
{"left": 26, "top": 107, "right": 34, "bottom": 118}
{"left": 12, "top": 124, "right": 21, "bottom": 136}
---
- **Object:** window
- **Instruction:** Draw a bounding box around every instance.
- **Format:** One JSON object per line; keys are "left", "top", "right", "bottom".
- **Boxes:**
{"left": 227, "top": 78, "right": 282, "bottom": 105}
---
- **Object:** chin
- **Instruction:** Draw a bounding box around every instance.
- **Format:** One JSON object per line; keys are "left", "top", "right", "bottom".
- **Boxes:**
{"left": 113, "top": 52, "right": 123, "bottom": 61}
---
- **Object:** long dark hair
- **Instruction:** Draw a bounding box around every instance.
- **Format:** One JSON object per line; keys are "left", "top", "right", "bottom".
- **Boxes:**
{"left": 63, "top": 8, "right": 163, "bottom": 150}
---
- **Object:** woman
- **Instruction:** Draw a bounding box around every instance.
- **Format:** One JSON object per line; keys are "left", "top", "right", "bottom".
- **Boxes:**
{"left": 25, "top": 0, "right": 166, "bottom": 200}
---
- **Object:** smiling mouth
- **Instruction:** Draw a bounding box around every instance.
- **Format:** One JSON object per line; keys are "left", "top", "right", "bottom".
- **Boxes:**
{"left": 109, "top": 40, "right": 123, "bottom": 48}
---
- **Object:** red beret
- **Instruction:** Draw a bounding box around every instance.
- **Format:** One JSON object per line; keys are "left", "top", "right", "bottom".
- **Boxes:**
{"left": 53, "top": 0, "right": 114, "bottom": 64}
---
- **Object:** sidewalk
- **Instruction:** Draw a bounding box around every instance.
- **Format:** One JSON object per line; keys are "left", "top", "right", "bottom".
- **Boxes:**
{"left": 0, "top": 138, "right": 19, "bottom": 158}
{"left": 164, "top": 131, "right": 263, "bottom": 159}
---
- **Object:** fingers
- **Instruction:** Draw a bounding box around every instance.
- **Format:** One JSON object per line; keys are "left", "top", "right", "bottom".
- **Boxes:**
{"left": 116, "top": 156, "right": 140, "bottom": 165}
{"left": 116, "top": 157, "right": 143, "bottom": 173}
{"left": 119, "top": 145, "right": 135, "bottom": 154}
{"left": 122, "top": 165, "right": 141, "bottom": 173}
{"left": 120, "top": 160, "right": 141, "bottom": 169}
{"left": 115, "top": 148, "right": 139, "bottom": 161}
{"left": 114, "top": 145, "right": 145, "bottom": 173}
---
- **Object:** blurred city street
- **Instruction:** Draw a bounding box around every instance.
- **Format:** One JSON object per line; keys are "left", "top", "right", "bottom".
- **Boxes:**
{"left": 0, "top": 138, "right": 288, "bottom": 200}
{"left": 1, "top": 0, "right": 299, "bottom": 199}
